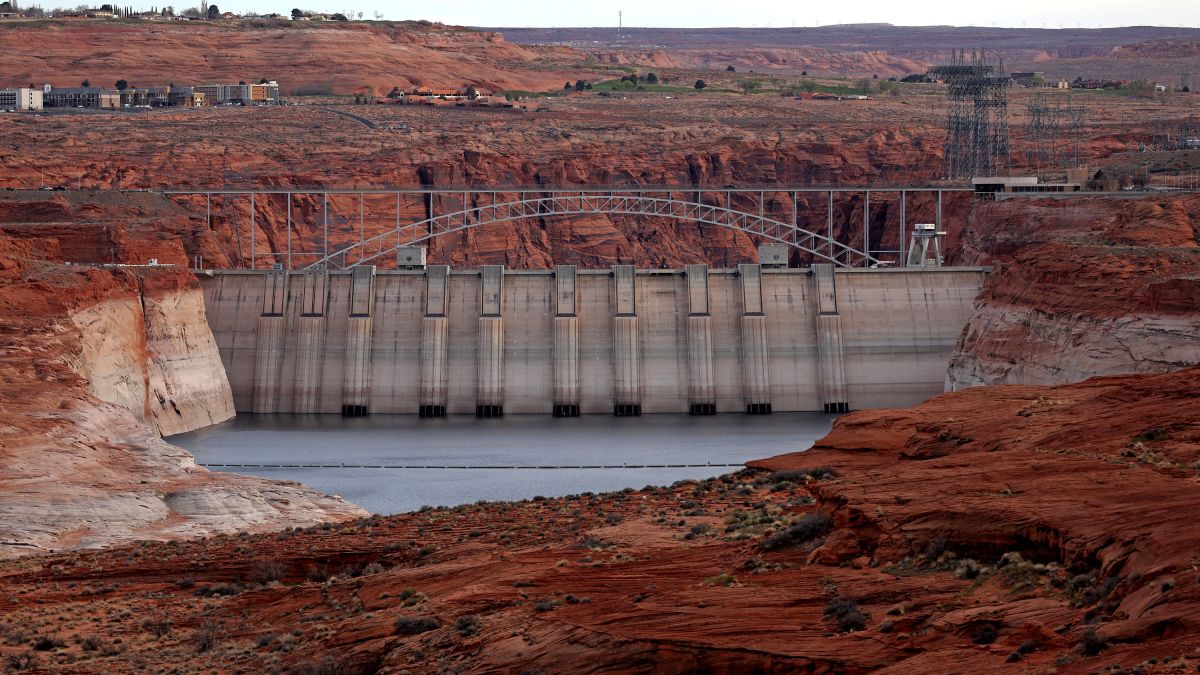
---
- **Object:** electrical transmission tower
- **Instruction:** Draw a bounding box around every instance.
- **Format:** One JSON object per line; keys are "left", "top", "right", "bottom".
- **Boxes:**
{"left": 1025, "top": 93, "right": 1086, "bottom": 175}
{"left": 928, "top": 49, "right": 1012, "bottom": 179}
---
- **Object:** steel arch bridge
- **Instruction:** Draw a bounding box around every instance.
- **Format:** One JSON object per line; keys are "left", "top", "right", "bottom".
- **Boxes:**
{"left": 312, "top": 193, "right": 881, "bottom": 269}
{"left": 164, "top": 186, "right": 968, "bottom": 270}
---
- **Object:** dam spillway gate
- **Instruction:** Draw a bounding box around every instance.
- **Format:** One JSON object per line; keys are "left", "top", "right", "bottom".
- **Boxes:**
{"left": 198, "top": 263, "right": 987, "bottom": 417}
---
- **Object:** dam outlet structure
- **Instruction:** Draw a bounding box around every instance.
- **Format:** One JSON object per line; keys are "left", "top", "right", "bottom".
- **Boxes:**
{"left": 198, "top": 263, "right": 986, "bottom": 417}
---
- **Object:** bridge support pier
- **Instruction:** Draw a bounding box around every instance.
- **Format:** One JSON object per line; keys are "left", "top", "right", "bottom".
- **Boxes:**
{"left": 476, "top": 265, "right": 504, "bottom": 417}
{"left": 685, "top": 264, "right": 716, "bottom": 415}
{"left": 612, "top": 265, "right": 641, "bottom": 416}
{"left": 739, "top": 264, "right": 771, "bottom": 414}
{"left": 553, "top": 265, "right": 580, "bottom": 417}
{"left": 813, "top": 264, "right": 849, "bottom": 413}
{"left": 294, "top": 270, "right": 328, "bottom": 414}
{"left": 252, "top": 269, "right": 288, "bottom": 413}
{"left": 419, "top": 265, "right": 450, "bottom": 417}
{"left": 342, "top": 266, "right": 375, "bottom": 417}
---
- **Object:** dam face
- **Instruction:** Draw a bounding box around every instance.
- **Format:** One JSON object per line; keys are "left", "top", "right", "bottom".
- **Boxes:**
{"left": 198, "top": 264, "right": 986, "bottom": 416}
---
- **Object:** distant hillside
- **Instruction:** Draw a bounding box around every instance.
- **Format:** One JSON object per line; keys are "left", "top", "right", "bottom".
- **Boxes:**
{"left": 0, "top": 21, "right": 587, "bottom": 94}
{"left": 488, "top": 25, "right": 1200, "bottom": 53}
{"left": 490, "top": 25, "right": 1200, "bottom": 81}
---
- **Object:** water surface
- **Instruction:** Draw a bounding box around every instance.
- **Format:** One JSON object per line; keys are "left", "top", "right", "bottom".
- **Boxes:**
{"left": 170, "top": 414, "right": 831, "bottom": 514}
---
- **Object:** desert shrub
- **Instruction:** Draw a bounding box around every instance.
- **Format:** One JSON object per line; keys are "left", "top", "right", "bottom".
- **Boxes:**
{"left": 454, "top": 615, "right": 480, "bottom": 637}
{"left": 824, "top": 598, "right": 867, "bottom": 632}
{"left": 1079, "top": 628, "right": 1107, "bottom": 655}
{"left": 5, "top": 651, "right": 36, "bottom": 671}
{"left": 32, "top": 635, "right": 64, "bottom": 651}
{"left": 194, "top": 583, "right": 242, "bottom": 597}
{"left": 1017, "top": 640, "right": 1037, "bottom": 655}
{"left": 534, "top": 598, "right": 557, "bottom": 612}
{"left": 761, "top": 512, "right": 833, "bottom": 551}
{"left": 394, "top": 616, "right": 439, "bottom": 636}
{"left": 251, "top": 560, "right": 288, "bottom": 583}
{"left": 194, "top": 620, "right": 220, "bottom": 653}
{"left": 174, "top": 577, "right": 196, "bottom": 589}
{"left": 142, "top": 617, "right": 173, "bottom": 638}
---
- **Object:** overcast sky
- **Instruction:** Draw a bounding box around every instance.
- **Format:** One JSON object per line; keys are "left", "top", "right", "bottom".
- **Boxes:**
{"left": 210, "top": 0, "right": 1198, "bottom": 29}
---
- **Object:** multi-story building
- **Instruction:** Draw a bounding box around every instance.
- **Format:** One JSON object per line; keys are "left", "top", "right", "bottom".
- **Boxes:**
{"left": 0, "top": 87, "right": 43, "bottom": 111}
{"left": 120, "top": 85, "right": 206, "bottom": 108}
{"left": 43, "top": 86, "right": 120, "bottom": 109}
{"left": 195, "top": 80, "right": 279, "bottom": 105}
{"left": 169, "top": 86, "right": 205, "bottom": 107}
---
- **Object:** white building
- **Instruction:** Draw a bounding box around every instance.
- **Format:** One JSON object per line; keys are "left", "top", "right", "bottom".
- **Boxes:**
{"left": 0, "top": 87, "right": 44, "bottom": 111}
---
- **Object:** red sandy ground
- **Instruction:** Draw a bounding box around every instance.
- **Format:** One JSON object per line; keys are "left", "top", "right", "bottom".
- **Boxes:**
{"left": 0, "top": 366, "right": 1197, "bottom": 673}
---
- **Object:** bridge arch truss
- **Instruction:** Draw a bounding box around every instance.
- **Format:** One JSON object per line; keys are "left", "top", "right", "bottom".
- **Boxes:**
{"left": 164, "top": 187, "right": 962, "bottom": 270}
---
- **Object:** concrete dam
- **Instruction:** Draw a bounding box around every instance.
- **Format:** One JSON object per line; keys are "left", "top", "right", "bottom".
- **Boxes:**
{"left": 198, "top": 263, "right": 987, "bottom": 417}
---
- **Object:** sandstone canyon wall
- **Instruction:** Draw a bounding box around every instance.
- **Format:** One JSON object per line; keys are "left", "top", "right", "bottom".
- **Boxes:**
{"left": 69, "top": 270, "right": 235, "bottom": 436}
{"left": 946, "top": 194, "right": 1200, "bottom": 389}
{"left": 0, "top": 248, "right": 366, "bottom": 558}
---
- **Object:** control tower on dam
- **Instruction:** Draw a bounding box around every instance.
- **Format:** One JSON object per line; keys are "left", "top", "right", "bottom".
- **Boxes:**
{"left": 198, "top": 263, "right": 986, "bottom": 417}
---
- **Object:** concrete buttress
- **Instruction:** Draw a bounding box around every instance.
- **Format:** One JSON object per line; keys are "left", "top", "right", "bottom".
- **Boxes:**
{"left": 813, "top": 263, "right": 850, "bottom": 413}
{"left": 293, "top": 269, "right": 328, "bottom": 414}
{"left": 739, "top": 264, "right": 772, "bottom": 414}
{"left": 342, "top": 265, "right": 376, "bottom": 417}
{"left": 685, "top": 264, "right": 716, "bottom": 415}
{"left": 252, "top": 269, "right": 288, "bottom": 413}
{"left": 419, "top": 265, "right": 450, "bottom": 417}
{"left": 553, "top": 265, "right": 580, "bottom": 417}
{"left": 612, "top": 265, "right": 641, "bottom": 416}
{"left": 476, "top": 265, "right": 504, "bottom": 417}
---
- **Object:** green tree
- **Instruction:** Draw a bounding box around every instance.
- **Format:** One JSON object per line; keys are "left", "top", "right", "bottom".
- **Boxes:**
{"left": 645, "top": 72, "right": 658, "bottom": 84}
{"left": 464, "top": 85, "right": 478, "bottom": 99}
{"left": 725, "top": 65, "right": 736, "bottom": 73}
{"left": 574, "top": 79, "right": 587, "bottom": 92}
{"left": 81, "top": 79, "right": 90, "bottom": 87}
{"left": 331, "top": 12, "right": 348, "bottom": 20}
{"left": 291, "top": 7, "right": 302, "bottom": 18}
{"left": 800, "top": 79, "right": 817, "bottom": 93}
{"left": 855, "top": 77, "right": 873, "bottom": 94}
{"left": 206, "top": 3, "right": 219, "bottom": 19}
{"left": 694, "top": 79, "right": 706, "bottom": 90}
{"left": 740, "top": 79, "right": 760, "bottom": 94}
{"left": 563, "top": 81, "right": 572, "bottom": 91}
{"left": 115, "top": 79, "right": 128, "bottom": 91}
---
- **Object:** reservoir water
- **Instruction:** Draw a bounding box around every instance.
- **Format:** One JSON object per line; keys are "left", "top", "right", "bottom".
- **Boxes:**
{"left": 169, "top": 414, "right": 833, "bottom": 514}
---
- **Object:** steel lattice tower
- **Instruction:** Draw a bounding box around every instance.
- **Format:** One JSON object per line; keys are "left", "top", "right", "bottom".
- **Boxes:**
{"left": 1025, "top": 93, "right": 1086, "bottom": 174}
{"left": 928, "top": 50, "right": 1012, "bottom": 179}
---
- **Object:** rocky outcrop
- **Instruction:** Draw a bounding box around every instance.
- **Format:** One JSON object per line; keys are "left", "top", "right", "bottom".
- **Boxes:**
{"left": 0, "top": 252, "right": 366, "bottom": 558}
{"left": 946, "top": 195, "right": 1200, "bottom": 389}
{"left": 69, "top": 270, "right": 234, "bottom": 436}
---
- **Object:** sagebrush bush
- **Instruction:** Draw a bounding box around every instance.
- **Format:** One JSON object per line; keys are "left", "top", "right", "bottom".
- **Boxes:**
{"left": 761, "top": 512, "right": 833, "bottom": 551}
{"left": 394, "top": 616, "right": 439, "bottom": 636}
{"left": 824, "top": 598, "right": 867, "bottom": 632}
